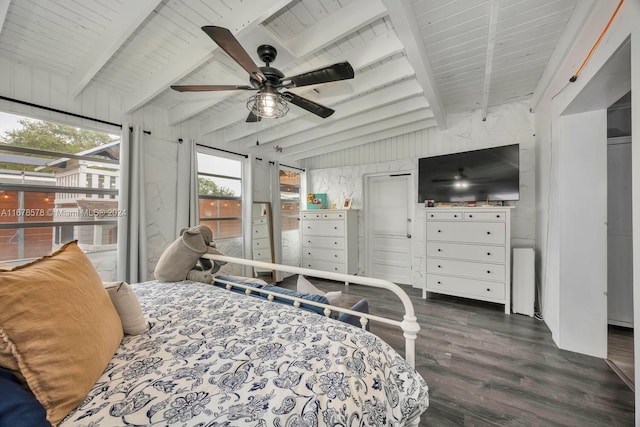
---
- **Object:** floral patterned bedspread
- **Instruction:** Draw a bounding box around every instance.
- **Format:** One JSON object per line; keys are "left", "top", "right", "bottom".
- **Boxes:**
{"left": 61, "top": 280, "right": 429, "bottom": 426}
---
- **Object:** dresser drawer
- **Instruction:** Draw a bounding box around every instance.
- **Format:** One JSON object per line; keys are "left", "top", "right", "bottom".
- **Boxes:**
{"left": 253, "top": 223, "right": 269, "bottom": 239}
{"left": 302, "top": 259, "right": 346, "bottom": 273}
{"left": 301, "top": 212, "right": 323, "bottom": 220}
{"left": 303, "top": 247, "right": 344, "bottom": 262}
{"left": 253, "top": 249, "right": 272, "bottom": 261}
{"left": 464, "top": 211, "right": 507, "bottom": 222}
{"left": 252, "top": 237, "right": 271, "bottom": 250}
{"left": 302, "top": 220, "right": 344, "bottom": 236}
{"left": 320, "top": 212, "right": 346, "bottom": 220}
{"left": 426, "top": 211, "right": 462, "bottom": 220}
{"left": 426, "top": 258, "right": 505, "bottom": 281}
{"left": 426, "top": 221, "right": 505, "bottom": 244}
{"left": 303, "top": 236, "right": 345, "bottom": 250}
{"left": 426, "top": 242, "right": 506, "bottom": 263}
{"left": 252, "top": 216, "right": 268, "bottom": 225}
{"left": 427, "top": 274, "right": 505, "bottom": 300}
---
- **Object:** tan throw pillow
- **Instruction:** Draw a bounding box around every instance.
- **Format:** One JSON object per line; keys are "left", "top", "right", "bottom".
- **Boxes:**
{"left": 0, "top": 241, "right": 123, "bottom": 426}
{"left": 104, "top": 281, "right": 148, "bottom": 335}
{"left": 296, "top": 275, "right": 342, "bottom": 306}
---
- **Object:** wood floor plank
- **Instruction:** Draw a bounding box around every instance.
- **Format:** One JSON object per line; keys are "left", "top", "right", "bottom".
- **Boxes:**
{"left": 278, "top": 276, "right": 635, "bottom": 426}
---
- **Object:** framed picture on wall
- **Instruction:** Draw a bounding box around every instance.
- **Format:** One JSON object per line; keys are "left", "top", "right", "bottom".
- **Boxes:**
{"left": 343, "top": 198, "right": 352, "bottom": 209}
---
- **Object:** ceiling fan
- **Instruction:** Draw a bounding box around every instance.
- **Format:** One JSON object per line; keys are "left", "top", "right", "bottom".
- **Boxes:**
{"left": 171, "top": 26, "right": 355, "bottom": 122}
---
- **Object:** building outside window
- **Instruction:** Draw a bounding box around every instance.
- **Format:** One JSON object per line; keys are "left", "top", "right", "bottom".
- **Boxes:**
{"left": 0, "top": 112, "right": 120, "bottom": 279}
{"left": 196, "top": 151, "right": 242, "bottom": 241}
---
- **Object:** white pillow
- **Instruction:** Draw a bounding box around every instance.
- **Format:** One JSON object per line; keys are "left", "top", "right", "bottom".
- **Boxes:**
{"left": 296, "top": 275, "right": 342, "bottom": 306}
{"left": 104, "top": 281, "right": 148, "bottom": 335}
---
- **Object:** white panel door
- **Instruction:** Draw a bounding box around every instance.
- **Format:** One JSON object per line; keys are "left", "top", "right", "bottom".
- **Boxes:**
{"left": 366, "top": 174, "right": 412, "bottom": 284}
{"left": 607, "top": 139, "right": 633, "bottom": 327}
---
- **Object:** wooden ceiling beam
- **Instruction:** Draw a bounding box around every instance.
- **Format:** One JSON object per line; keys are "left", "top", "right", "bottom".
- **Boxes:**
{"left": 480, "top": 0, "right": 499, "bottom": 121}
{"left": 381, "top": 0, "right": 447, "bottom": 128}
{"left": 69, "top": 0, "right": 163, "bottom": 99}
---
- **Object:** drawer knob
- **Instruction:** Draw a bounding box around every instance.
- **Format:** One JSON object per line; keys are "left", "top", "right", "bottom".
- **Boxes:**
{"left": 437, "top": 265, "right": 442, "bottom": 268}
{"left": 437, "top": 230, "right": 442, "bottom": 233}
{"left": 469, "top": 214, "right": 473, "bottom": 218}
{"left": 486, "top": 231, "right": 491, "bottom": 235}
{"left": 437, "top": 281, "right": 441, "bottom": 284}
{"left": 486, "top": 270, "right": 491, "bottom": 274}
{"left": 334, "top": 227, "right": 338, "bottom": 229}
{"left": 496, "top": 214, "right": 501, "bottom": 218}
{"left": 430, "top": 214, "right": 434, "bottom": 218}
{"left": 334, "top": 267, "right": 338, "bottom": 271}
{"left": 437, "top": 248, "right": 442, "bottom": 252}
{"left": 257, "top": 242, "right": 260, "bottom": 246}
{"left": 454, "top": 214, "right": 457, "bottom": 218}
{"left": 308, "top": 252, "right": 311, "bottom": 255}
{"left": 308, "top": 240, "right": 311, "bottom": 243}
{"left": 334, "top": 242, "right": 338, "bottom": 245}
{"left": 487, "top": 252, "right": 491, "bottom": 256}
{"left": 486, "top": 288, "right": 491, "bottom": 292}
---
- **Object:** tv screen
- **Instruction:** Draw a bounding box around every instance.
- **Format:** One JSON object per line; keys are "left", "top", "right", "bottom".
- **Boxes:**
{"left": 418, "top": 144, "right": 520, "bottom": 203}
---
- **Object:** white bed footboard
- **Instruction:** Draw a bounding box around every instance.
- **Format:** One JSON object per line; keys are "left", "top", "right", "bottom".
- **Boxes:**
{"left": 204, "top": 254, "right": 420, "bottom": 368}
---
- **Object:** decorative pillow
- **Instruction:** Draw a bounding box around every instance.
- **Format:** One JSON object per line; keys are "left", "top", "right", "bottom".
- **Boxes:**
{"left": 0, "top": 367, "right": 49, "bottom": 427}
{"left": 296, "top": 275, "right": 342, "bottom": 306}
{"left": 0, "top": 241, "right": 123, "bottom": 426}
{"left": 261, "top": 285, "right": 330, "bottom": 315}
{"left": 338, "top": 299, "right": 371, "bottom": 331}
{"left": 104, "top": 281, "right": 148, "bottom": 335}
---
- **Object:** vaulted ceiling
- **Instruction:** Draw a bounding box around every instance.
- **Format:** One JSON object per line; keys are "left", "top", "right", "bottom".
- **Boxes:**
{"left": 0, "top": 0, "right": 579, "bottom": 161}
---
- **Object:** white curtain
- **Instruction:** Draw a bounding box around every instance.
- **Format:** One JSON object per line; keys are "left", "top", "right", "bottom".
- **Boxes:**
{"left": 175, "top": 138, "right": 199, "bottom": 233}
{"left": 117, "top": 124, "right": 148, "bottom": 283}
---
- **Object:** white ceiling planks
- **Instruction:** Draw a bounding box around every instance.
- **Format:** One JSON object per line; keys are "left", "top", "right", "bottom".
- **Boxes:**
{"left": 0, "top": 0, "right": 581, "bottom": 161}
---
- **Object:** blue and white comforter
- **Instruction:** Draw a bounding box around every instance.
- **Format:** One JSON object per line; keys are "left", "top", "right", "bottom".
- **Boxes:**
{"left": 62, "top": 280, "right": 429, "bottom": 426}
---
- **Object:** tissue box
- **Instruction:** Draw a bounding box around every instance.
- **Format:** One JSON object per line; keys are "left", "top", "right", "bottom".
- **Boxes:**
{"left": 306, "top": 193, "right": 327, "bottom": 209}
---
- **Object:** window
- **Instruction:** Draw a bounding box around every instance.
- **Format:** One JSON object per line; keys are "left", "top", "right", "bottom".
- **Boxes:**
{"left": 279, "top": 168, "right": 301, "bottom": 231}
{"left": 0, "top": 112, "right": 120, "bottom": 277}
{"left": 197, "top": 152, "right": 242, "bottom": 239}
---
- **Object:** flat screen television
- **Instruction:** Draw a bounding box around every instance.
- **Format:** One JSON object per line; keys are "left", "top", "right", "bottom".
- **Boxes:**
{"left": 418, "top": 144, "right": 520, "bottom": 203}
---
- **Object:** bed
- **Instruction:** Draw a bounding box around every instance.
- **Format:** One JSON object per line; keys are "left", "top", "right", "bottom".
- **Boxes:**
{"left": 1, "top": 245, "right": 428, "bottom": 426}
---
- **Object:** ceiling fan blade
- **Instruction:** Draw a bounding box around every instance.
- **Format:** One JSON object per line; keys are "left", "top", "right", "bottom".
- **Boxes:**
{"left": 282, "top": 92, "right": 335, "bottom": 118}
{"left": 246, "top": 111, "right": 261, "bottom": 122}
{"left": 171, "top": 85, "right": 254, "bottom": 92}
{"left": 201, "top": 26, "right": 266, "bottom": 82}
{"left": 283, "top": 62, "right": 354, "bottom": 88}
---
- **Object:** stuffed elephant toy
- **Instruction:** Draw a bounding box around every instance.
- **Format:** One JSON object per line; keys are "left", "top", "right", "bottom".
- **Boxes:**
{"left": 154, "top": 225, "right": 226, "bottom": 284}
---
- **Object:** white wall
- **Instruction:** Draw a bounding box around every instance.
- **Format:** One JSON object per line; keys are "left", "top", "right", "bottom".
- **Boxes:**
{"left": 306, "top": 101, "right": 536, "bottom": 288}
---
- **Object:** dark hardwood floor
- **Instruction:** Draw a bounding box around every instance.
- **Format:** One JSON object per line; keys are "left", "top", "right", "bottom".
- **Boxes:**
{"left": 279, "top": 276, "right": 635, "bottom": 426}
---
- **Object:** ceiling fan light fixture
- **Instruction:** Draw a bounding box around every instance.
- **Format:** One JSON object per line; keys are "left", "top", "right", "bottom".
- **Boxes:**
{"left": 247, "top": 87, "right": 288, "bottom": 119}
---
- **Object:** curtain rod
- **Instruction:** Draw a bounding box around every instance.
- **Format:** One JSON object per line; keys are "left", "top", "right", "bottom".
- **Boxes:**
{"left": 128, "top": 126, "right": 151, "bottom": 135}
{"left": 0, "top": 95, "right": 122, "bottom": 128}
{"left": 280, "top": 163, "right": 305, "bottom": 172}
{"left": 196, "top": 143, "right": 248, "bottom": 158}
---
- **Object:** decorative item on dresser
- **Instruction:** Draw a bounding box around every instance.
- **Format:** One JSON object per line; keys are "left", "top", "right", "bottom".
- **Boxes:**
{"left": 301, "top": 209, "right": 358, "bottom": 275}
{"left": 425, "top": 207, "right": 512, "bottom": 314}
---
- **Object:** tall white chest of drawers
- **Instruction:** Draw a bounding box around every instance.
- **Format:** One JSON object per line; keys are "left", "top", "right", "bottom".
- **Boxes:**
{"left": 425, "top": 207, "right": 511, "bottom": 313}
{"left": 301, "top": 210, "right": 358, "bottom": 274}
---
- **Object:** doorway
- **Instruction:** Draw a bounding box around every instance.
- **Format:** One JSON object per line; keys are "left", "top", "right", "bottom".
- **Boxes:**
{"left": 606, "top": 92, "right": 633, "bottom": 389}
{"left": 364, "top": 172, "right": 413, "bottom": 285}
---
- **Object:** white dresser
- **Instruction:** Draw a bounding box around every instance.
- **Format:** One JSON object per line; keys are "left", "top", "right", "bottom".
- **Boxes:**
{"left": 301, "top": 209, "right": 358, "bottom": 274}
{"left": 425, "top": 207, "right": 511, "bottom": 313}
{"left": 252, "top": 214, "right": 273, "bottom": 272}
